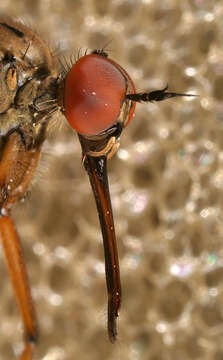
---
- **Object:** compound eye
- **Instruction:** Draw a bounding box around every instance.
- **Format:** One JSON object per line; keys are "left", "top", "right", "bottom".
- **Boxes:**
{"left": 64, "top": 54, "right": 136, "bottom": 136}
{"left": 6, "top": 66, "right": 18, "bottom": 92}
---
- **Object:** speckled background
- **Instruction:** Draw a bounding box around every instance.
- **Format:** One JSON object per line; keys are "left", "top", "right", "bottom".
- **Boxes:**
{"left": 0, "top": 0, "right": 221, "bottom": 359}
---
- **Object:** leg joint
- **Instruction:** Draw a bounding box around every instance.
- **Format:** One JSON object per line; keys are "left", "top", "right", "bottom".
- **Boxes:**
{"left": 26, "top": 332, "right": 38, "bottom": 345}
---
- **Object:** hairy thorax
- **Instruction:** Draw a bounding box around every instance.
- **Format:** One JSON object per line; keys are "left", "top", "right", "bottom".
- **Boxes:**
{"left": 0, "top": 18, "right": 58, "bottom": 210}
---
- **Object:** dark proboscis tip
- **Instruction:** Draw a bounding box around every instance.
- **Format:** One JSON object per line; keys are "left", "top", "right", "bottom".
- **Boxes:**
{"left": 108, "top": 300, "right": 118, "bottom": 343}
{"left": 126, "top": 85, "right": 198, "bottom": 103}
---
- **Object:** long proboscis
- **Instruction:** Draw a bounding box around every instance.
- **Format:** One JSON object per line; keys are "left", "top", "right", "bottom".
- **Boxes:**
{"left": 79, "top": 135, "right": 121, "bottom": 343}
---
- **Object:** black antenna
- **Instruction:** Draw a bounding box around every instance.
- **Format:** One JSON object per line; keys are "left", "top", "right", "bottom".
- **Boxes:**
{"left": 126, "top": 85, "right": 198, "bottom": 103}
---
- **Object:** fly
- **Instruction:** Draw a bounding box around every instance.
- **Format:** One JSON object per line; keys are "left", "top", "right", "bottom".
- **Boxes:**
{"left": 0, "top": 17, "right": 196, "bottom": 359}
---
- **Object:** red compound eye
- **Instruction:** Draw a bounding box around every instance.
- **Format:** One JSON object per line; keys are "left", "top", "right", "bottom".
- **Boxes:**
{"left": 64, "top": 53, "right": 136, "bottom": 136}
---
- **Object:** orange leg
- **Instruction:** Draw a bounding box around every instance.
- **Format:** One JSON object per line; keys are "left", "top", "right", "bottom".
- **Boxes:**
{"left": 0, "top": 215, "right": 37, "bottom": 360}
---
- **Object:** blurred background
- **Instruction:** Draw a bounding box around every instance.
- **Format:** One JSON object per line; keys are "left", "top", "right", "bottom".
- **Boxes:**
{"left": 0, "top": 0, "right": 222, "bottom": 359}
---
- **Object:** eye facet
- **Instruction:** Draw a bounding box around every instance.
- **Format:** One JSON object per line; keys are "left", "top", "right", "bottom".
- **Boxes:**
{"left": 64, "top": 53, "right": 136, "bottom": 136}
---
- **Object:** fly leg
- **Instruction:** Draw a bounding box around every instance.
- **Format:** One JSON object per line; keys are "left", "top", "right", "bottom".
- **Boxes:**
{"left": 0, "top": 215, "right": 37, "bottom": 360}
{"left": 0, "top": 131, "right": 41, "bottom": 359}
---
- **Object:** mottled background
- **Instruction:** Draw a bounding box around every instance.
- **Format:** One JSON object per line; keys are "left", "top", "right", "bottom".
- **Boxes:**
{"left": 0, "top": 0, "right": 221, "bottom": 359}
